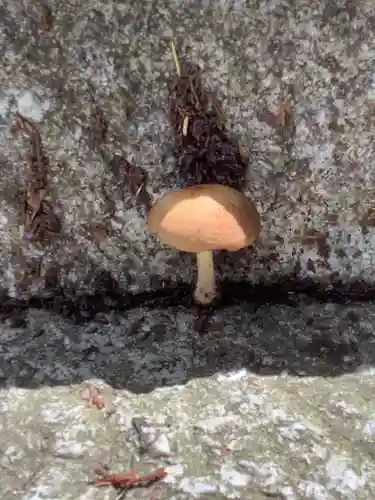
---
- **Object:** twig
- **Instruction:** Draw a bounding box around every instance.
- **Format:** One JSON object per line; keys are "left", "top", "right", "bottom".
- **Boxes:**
{"left": 171, "top": 41, "right": 190, "bottom": 136}
{"left": 182, "top": 115, "right": 189, "bottom": 136}
{"left": 170, "top": 40, "right": 181, "bottom": 76}
{"left": 95, "top": 466, "right": 167, "bottom": 489}
{"left": 135, "top": 182, "right": 146, "bottom": 199}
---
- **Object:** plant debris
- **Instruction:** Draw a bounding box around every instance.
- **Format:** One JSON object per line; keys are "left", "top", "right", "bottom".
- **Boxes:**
{"left": 361, "top": 207, "right": 375, "bottom": 234}
{"left": 81, "top": 385, "right": 105, "bottom": 410}
{"left": 12, "top": 113, "right": 60, "bottom": 244}
{"left": 13, "top": 253, "right": 46, "bottom": 292}
{"left": 84, "top": 86, "right": 151, "bottom": 213}
{"left": 23, "top": 0, "right": 53, "bottom": 32}
{"left": 108, "top": 154, "right": 151, "bottom": 210}
{"left": 260, "top": 97, "right": 296, "bottom": 160}
{"left": 91, "top": 223, "right": 109, "bottom": 244}
{"left": 300, "top": 229, "right": 331, "bottom": 259}
{"left": 87, "top": 85, "right": 109, "bottom": 149}
{"left": 94, "top": 466, "right": 167, "bottom": 490}
{"left": 39, "top": 3, "right": 53, "bottom": 31}
{"left": 169, "top": 43, "right": 247, "bottom": 188}
{"left": 261, "top": 101, "right": 293, "bottom": 130}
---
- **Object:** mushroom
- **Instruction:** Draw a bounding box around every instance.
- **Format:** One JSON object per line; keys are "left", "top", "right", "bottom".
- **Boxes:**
{"left": 147, "top": 184, "right": 261, "bottom": 305}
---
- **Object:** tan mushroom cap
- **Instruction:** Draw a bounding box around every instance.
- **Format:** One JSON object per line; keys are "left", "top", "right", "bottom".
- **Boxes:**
{"left": 148, "top": 184, "right": 261, "bottom": 253}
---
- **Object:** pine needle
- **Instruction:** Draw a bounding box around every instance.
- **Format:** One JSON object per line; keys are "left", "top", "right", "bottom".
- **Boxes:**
{"left": 171, "top": 40, "right": 181, "bottom": 76}
{"left": 171, "top": 41, "right": 189, "bottom": 135}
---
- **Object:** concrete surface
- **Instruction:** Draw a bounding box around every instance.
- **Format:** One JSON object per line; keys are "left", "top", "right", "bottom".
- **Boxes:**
{"left": 2, "top": 298, "right": 375, "bottom": 499}
{"left": 2, "top": 0, "right": 375, "bottom": 499}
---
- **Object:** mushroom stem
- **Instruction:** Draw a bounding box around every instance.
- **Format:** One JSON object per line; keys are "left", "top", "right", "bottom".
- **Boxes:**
{"left": 194, "top": 250, "right": 217, "bottom": 305}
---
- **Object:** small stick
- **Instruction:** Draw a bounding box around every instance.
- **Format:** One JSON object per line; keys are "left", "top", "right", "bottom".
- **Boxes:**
{"left": 171, "top": 41, "right": 190, "bottom": 135}
{"left": 95, "top": 466, "right": 167, "bottom": 488}
{"left": 170, "top": 40, "right": 181, "bottom": 76}
{"left": 135, "top": 182, "right": 145, "bottom": 198}
{"left": 182, "top": 116, "right": 189, "bottom": 136}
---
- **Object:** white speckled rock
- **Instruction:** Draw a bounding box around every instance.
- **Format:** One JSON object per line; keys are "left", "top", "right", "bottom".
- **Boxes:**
{"left": 1, "top": 1, "right": 375, "bottom": 500}
{"left": 1, "top": 0, "right": 375, "bottom": 296}
{"left": 0, "top": 298, "right": 375, "bottom": 498}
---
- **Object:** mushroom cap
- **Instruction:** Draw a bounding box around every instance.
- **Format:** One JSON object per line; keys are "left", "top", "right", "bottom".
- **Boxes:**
{"left": 148, "top": 184, "right": 261, "bottom": 253}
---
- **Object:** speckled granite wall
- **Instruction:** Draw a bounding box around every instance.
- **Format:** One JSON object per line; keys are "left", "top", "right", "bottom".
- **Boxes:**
{"left": 2, "top": 0, "right": 375, "bottom": 297}
{"left": 2, "top": 1, "right": 375, "bottom": 499}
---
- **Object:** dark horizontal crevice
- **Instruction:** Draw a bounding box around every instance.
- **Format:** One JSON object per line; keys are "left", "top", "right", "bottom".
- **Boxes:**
{"left": 1, "top": 278, "right": 375, "bottom": 324}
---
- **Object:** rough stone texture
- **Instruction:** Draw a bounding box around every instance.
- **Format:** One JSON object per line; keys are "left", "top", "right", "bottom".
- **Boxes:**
{"left": 2, "top": 0, "right": 375, "bottom": 499}
{"left": 2, "top": 298, "right": 375, "bottom": 500}
{"left": 2, "top": 0, "right": 375, "bottom": 294}
{"left": 1, "top": 296, "right": 375, "bottom": 499}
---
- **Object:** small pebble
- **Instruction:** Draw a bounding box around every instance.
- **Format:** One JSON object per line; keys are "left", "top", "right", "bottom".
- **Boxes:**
{"left": 149, "top": 433, "right": 171, "bottom": 457}
{"left": 16, "top": 89, "right": 49, "bottom": 122}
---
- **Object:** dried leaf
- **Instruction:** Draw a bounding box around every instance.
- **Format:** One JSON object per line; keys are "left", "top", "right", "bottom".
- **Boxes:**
{"left": 260, "top": 102, "right": 293, "bottom": 129}
{"left": 24, "top": 186, "right": 46, "bottom": 229}
{"left": 13, "top": 113, "right": 60, "bottom": 244}
{"left": 13, "top": 113, "right": 48, "bottom": 190}
{"left": 22, "top": 1, "right": 53, "bottom": 32}
{"left": 275, "top": 102, "right": 293, "bottom": 128}
{"left": 92, "top": 223, "right": 108, "bottom": 244}
{"left": 39, "top": 4, "right": 53, "bottom": 31}
{"left": 94, "top": 466, "right": 167, "bottom": 489}
{"left": 22, "top": 196, "right": 60, "bottom": 243}
{"left": 81, "top": 386, "right": 105, "bottom": 410}
{"left": 361, "top": 207, "right": 375, "bottom": 227}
